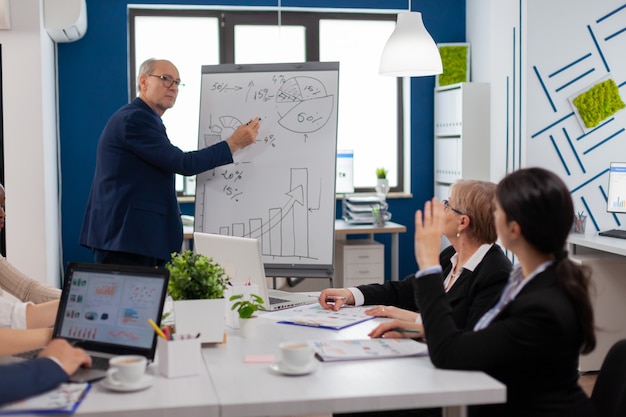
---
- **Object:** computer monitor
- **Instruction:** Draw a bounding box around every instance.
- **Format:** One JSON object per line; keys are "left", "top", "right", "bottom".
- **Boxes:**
{"left": 607, "top": 162, "right": 626, "bottom": 214}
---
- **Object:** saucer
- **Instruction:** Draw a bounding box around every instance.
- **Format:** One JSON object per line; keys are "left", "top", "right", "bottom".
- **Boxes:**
{"left": 100, "top": 374, "right": 155, "bottom": 392}
{"left": 270, "top": 361, "right": 317, "bottom": 376}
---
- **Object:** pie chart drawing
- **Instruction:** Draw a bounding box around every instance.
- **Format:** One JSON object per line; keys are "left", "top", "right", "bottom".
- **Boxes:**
{"left": 203, "top": 115, "right": 242, "bottom": 148}
{"left": 276, "top": 76, "right": 334, "bottom": 134}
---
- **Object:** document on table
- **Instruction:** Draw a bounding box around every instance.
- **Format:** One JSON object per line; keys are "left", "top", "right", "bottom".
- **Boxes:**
{"left": 0, "top": 383, "right": 90, "bottom": 415}
{"left": 309, "top": 338, "right": 428, "bottom": 361}
{"left": 264, "top": 304, "right": 375, "bottom": 330}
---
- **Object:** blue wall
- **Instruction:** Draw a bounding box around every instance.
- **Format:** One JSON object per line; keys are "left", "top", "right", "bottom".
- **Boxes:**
{"left": 57, "top": 0, "right": 465, "bottom": 280}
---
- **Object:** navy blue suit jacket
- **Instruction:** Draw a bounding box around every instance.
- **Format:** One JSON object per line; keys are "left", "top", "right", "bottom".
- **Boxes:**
{"left": 0, "top": 358, "right": 67, "bottom": 406}
{"left": 80, "top": 98, "right": 234, "bottom": 261}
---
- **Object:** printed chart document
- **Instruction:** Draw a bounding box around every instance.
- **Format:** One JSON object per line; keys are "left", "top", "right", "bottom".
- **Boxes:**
{"left": 263, "top": 304, "right": 375, "bottom": 330}
{"left": 310, "top": 339, "right": 428, "bottom": 362}
{"left": 0, "top": 383, "right": 90, "bottom": 415}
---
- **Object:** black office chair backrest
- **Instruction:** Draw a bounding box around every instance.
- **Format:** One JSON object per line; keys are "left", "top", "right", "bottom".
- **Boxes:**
{"left": 590, "top": 339, "right": 626, "bottom": 417}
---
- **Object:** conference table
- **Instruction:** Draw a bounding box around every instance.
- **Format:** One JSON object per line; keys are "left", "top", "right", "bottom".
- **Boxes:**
{"left": 73, "top": 312, "right": 506, "bottom": 417}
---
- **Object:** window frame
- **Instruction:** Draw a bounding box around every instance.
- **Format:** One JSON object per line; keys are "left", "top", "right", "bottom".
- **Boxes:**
{"left": 128, "top": 8, "right": 405, "bottom": 194}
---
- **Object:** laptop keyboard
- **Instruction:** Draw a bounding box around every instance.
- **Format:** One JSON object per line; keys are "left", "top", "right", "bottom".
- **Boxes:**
{"left": 599, "top": 229, "right": 626, "bottom": 239}
{"left": 14, "top": 349, "right": 42, "bottom": 359}
{"left": 14, "top": 349, "right": 109, "bottom": 370}
{"left": 269, "top": 296, "right": 289, "bottom": 304}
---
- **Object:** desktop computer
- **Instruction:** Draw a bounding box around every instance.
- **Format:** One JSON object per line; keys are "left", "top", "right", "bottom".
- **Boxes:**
{"left": 599, "top": 162, "right": 626, "bottom": 239}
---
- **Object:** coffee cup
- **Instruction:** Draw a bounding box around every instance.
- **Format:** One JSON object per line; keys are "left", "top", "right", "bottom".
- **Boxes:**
{"left": 279, "top": 341, "right": 315, "bottom": 371}
{"left": 106, "top": 355, "right": 147, "bottom": 386}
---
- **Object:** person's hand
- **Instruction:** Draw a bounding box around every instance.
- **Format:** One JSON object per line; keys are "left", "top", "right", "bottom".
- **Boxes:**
{"left": 38, "top": 339, "right": 92, "bottom": 376}
{"left": 368, "top": 319, "right": 423, "bottom": 339}
{"left": 365, "top": 305, "right": 419, "bottom": 322}
{"left": 226, "top": 117, "right": 261, "bottom": 153}
{"left": 414, "top": 198, "right": 445, "bottom": 270}
{"left": 318, "top": 288, "right": 353, "bottom": 311}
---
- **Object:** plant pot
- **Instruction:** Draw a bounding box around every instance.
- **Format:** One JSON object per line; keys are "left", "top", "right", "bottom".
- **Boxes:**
{"left": 375, "top": 178, "right": 390, "bottom": 195}
{"left": 238, "top": 316, "right": 258, "bottom": 338}
{"left": 173, "top": 298, "right": 226, "bottom": 344}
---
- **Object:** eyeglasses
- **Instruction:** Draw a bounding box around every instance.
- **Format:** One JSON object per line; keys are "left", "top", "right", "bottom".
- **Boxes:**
{"left": 147, "top": 74, "right": 185, "bottom": 88}
{"left": 442, "top": 199, "right": 464, "bottom": 216}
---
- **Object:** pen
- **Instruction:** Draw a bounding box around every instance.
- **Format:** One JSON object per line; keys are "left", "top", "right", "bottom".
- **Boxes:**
{"left": 162, "top": 325, "right": 172, "bottom": 341}
{"left": 148, "top": 318, "right": 168, "bottom": 340}
{"left": 325, "top": 296, "right": 347, "bottom": 302}
{"left": 391, "top": 328, "right": 421, "bottom": 334}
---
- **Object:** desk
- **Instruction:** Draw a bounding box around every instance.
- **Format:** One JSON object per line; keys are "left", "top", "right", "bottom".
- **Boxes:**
{"left": 567, "top": 233, "right": 626, "bottom": 371}
{"left": 75, "top": 366, "right": 218, "bottom": 416}
{"left": 74, "top": 315, "right": 504, "bottom": 417}
{"left": 203, "top": 316, "right": 505, "bottom": 417}
{"left": 335, "top": 219, "right": 407, "bottom": 281}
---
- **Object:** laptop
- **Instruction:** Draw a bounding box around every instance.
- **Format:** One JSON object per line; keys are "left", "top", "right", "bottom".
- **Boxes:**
{"left": 193, "top": 232, "right": 316, "bottom": 311}
{"left": 8, "top": 263, "right": 170, "bottom": 382}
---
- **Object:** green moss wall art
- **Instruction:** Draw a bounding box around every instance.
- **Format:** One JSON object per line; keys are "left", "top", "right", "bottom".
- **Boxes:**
{"left": 437, "top": 43, "right": 470, "bottom": 87}
{"left": 572, "top": 78, "right": 625, "bottom": 129}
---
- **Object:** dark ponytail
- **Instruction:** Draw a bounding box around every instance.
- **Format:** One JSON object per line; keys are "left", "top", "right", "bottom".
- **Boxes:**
{"left": 497, "top": 168, "right": 596, "bottom": 354}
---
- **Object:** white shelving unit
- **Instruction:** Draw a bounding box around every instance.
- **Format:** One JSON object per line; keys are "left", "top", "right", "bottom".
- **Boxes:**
{"left": 434, "top": 82, "right": 490, "bottom": 200}
{"left": 334, "top": 239, "right": 384, "bottom": 287}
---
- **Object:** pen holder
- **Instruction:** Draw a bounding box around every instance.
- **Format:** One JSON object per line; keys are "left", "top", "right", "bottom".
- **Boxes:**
{"left": 156, "top": 337, "right": 202, "bottom": 378}
{"left": 572, "top": 215, "right": 587, "bottom": 234}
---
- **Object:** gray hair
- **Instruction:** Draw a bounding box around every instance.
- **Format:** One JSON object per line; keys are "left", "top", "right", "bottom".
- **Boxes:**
{"left": 137, "top": 58, "right": 158, "bottom": 86}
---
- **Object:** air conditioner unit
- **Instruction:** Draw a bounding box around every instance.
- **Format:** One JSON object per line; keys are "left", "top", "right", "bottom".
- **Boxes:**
{"left": 44, "top": 0, "right": 87, "bottom": 43}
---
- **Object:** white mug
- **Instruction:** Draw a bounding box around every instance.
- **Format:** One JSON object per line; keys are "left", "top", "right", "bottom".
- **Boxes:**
{"left": 279, "top": 341, "right": 315, "bottom": 371}
{"left": 106, "top": 355, "right": 147, "bottom": 386}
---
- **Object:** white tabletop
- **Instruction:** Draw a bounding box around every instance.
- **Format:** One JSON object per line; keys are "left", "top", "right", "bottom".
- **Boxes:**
{"left": 68, "top": 311, "right": 504, "bottom": 417}
{"left": 77, "top": 365, "right": 218, "bottom": 416}
{"left": 203, "top": 315, "right": 505, "bottom": 417}
{"left": 567, "top": 232, "right": 626, "bottom": 257}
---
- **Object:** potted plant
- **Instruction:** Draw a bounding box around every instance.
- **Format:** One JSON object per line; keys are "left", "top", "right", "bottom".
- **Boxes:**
{"left": 375, "top": 167, "right": 390, "bottom": 195}
{"left": 166, "top": 250, "right": 230, "bottom": 343}
{"left": 229, "top": 293, "right": 265, "bottom": 338}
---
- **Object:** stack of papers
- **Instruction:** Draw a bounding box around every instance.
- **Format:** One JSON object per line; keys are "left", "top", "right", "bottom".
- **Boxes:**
{"left": 310, "top": 339, "right": 428, "bottom": 362}
{"left": 0, "top": 383, "right": 90, "bottom": 415}
{"left": 263, "top": 304, "right": 375, "bottom": 330}
{"left": 341, "top": 194, "right": 391, "bottom": 224}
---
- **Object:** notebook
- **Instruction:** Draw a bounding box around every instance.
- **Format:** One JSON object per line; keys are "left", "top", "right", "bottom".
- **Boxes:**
{"left": 193, "top": 232, "right": 316, "bottom": 311}
{"left": 13, "top": 263, "right": 170, "bottom": 383}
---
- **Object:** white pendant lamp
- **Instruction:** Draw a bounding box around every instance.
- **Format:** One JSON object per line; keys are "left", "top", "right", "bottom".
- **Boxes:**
{"left": 379, "top": 11, "right": 443, "bottom": 77}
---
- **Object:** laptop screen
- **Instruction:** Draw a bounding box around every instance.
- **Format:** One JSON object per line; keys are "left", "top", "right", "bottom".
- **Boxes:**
{"left": 53, "top": 263, "right": 169, "bottom": 359}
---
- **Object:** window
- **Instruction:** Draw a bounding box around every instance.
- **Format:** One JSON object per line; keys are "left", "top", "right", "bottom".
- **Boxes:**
{"left": 129, "top": 8, "right": 405, "bottom": 195}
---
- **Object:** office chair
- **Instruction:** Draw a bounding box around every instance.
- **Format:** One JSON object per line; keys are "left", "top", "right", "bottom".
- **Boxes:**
{"left": 590, "top": 339, "right": 626, "bottom": 417}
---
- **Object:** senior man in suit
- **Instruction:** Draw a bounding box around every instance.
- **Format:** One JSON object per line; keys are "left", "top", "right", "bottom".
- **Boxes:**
{"left": 81, "top": 58, "right": 261, "bottom": 267}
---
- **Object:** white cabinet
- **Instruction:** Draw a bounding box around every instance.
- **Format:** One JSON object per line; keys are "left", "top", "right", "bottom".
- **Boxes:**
{"left": 334, "top": 240, "right": 384, "bottom": 287}
{"left": 434, "top": 82, "right": 490, "bottom": 200}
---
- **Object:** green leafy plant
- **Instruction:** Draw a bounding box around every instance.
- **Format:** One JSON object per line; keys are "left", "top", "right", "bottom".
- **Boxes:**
{"left": 229, "top": 293, "right": 266, "bottom": 319}
{"left": 573, "top": 78, "right": 625, "bottom": 128}
{"left": 437, "top": 44, "right": 469, "bottom": 87}
{"left": 166, "top": 250, "right": 229, "bottom": 300}
{"left": 376, "top": 167, "right": 388, "bottom": 179}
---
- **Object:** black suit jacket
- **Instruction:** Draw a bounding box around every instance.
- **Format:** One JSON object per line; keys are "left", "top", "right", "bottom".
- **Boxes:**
{"left": 417, "top": 264, "right": 595, "bottom": 417}
{"left": 358, "top": 244, "right": 511, "bottom": 330}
